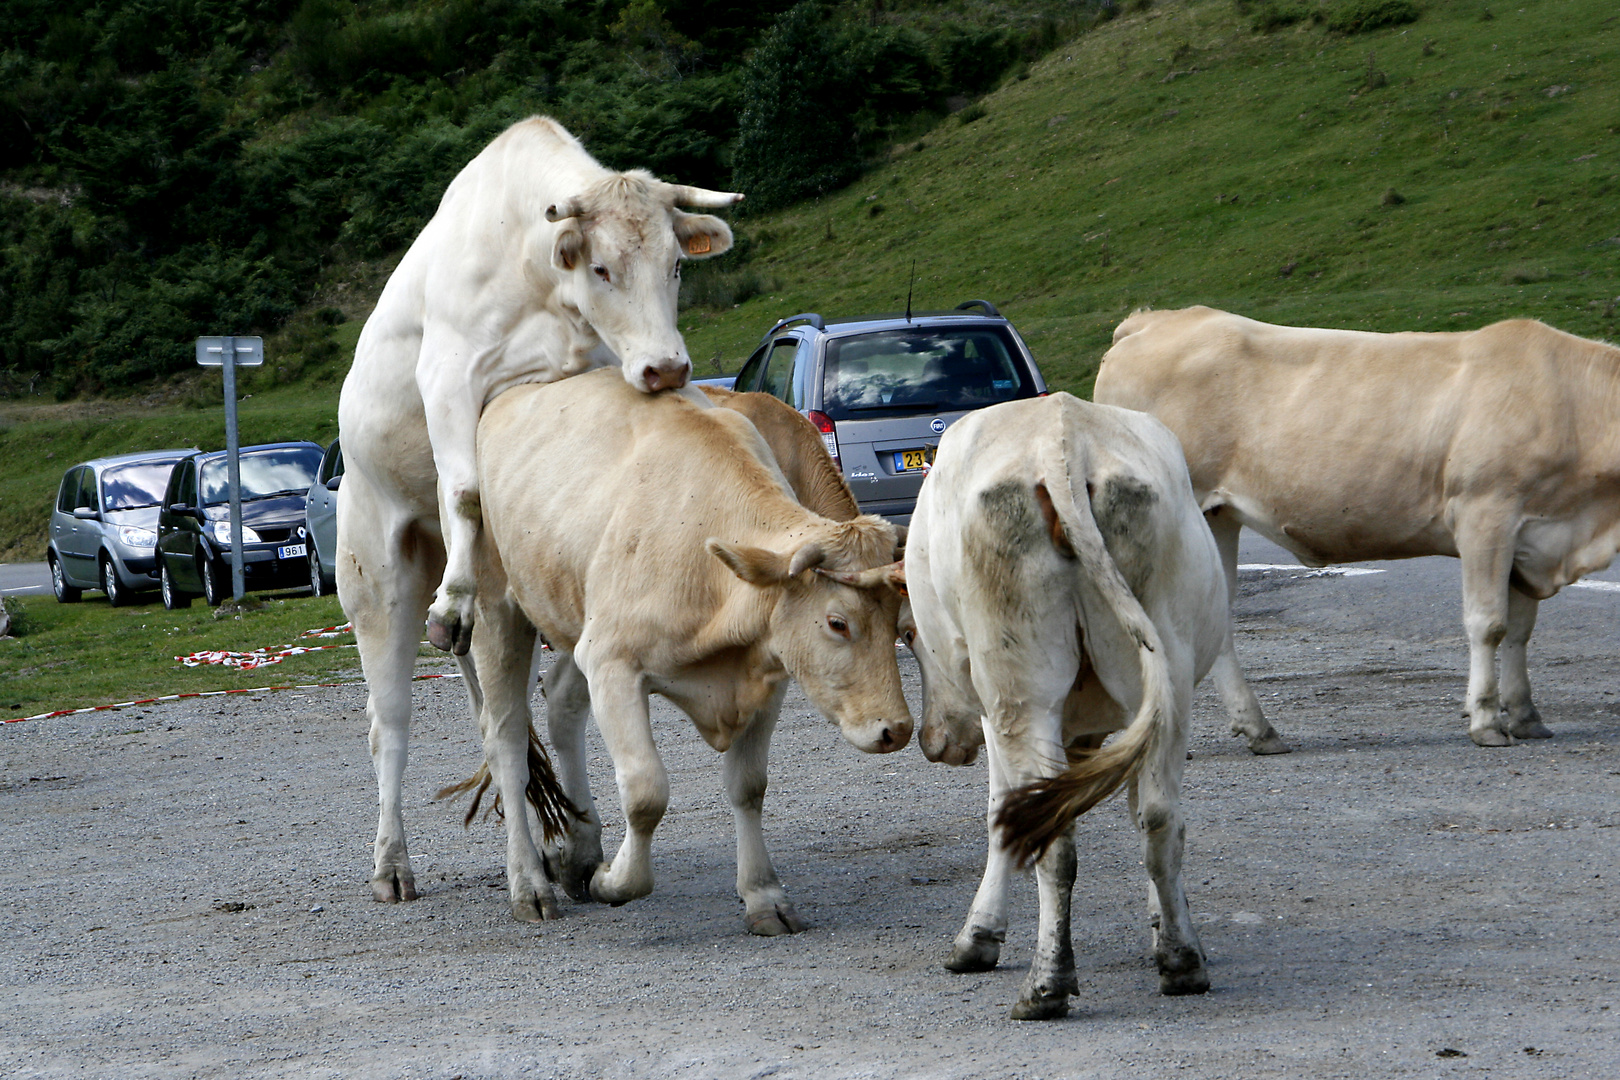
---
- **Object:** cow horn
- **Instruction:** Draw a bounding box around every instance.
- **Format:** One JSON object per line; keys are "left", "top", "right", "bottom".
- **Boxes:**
{"left": 660, "top": 183, "right": 745, "bottom": 209}
{"left": 787, "top": 543, "right": 827, "bottom": 578}
{"left": 545, "top": 200, "right": 581, "bottom": 223}
{"left": 816, "top": 561, "right": 906, "bottom": 593}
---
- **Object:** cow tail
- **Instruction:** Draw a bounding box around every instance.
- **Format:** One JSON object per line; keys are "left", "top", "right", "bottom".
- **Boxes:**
{"left": 435, "top": 724, "right": 583, "bottom": 840}
{"left": 994, "top": 426, "right": 1175, "bottom": 868}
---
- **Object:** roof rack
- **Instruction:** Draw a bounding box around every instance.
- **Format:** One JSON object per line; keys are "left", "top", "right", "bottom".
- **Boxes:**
{"left": 760, "top": 313, "right": 824, "bottom": 342}
{"left": 953, "top": 299, "right": 1001, "bottom": 317}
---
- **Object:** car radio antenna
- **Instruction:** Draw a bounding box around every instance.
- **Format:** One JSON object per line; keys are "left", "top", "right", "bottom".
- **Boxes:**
{"left": 905, "top": 259, "right": 916, "bottom": 323}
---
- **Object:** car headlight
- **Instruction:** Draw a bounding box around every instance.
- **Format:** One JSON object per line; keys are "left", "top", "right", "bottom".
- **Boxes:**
{"left": 209, "top": 520, "right": 262, "bottom": 545}
{"left": 116, "top": 525, "right": 157, "bottom": 548}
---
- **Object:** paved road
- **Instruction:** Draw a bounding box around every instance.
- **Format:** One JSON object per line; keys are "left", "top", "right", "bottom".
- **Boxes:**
{"left": 0, "top": 562, "right": 51, "bottom": 598}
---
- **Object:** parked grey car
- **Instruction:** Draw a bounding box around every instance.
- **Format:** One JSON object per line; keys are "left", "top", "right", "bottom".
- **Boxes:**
{"left": 729, "top": 300, "right": 1047, "bottom": 523}
{"left": 47, "top": 449, "right": 197, "bottom": 605}
{"left": 304, "top": 437, "right": 343, "bottom": 596}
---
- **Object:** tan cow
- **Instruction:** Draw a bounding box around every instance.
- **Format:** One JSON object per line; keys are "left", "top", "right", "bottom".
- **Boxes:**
{"left": 338, "top": 116, "right": 739, "bottom": 904}
{"left": 467, "top": 369, "right": 910, "bottom": 933}
{"left": 1096, "top": 306, "right": 1620, "bottom": 747}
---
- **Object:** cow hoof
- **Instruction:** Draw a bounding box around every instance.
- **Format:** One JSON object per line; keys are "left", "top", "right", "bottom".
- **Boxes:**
{"left": 945, "top": 930, "right": 1003, "bottom": 973}
{"left": 1157, "top": 947, "right": 1210, "bottom": 995}
{"left": 512, "top": 893, "right": 562, "bottom": 923}
{"left": 1246, "top": 730, "right": 1291, "bottom": 756}
{"left": 745, "top": 903, "right": 808, "bottom": 936}
{"left": 372, "top": 873, "right": 417, "bottom": 903}
{"left": 543, "top": 848, "right": 597, "bottom": 904}
{"left": 1509, "top": 717, "right": 1553, "bottom": 740}
{"left": 1009, "top": 993, "right": 1070, "bottom": 1021}
{"left": 1469, "top": 726, "right": 1513, "bottom": 748}
{"left": 425, "top": 612, "right": 472, "bottom": 655}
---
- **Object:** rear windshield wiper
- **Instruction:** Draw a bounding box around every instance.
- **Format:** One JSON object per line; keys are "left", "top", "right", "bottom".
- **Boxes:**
{"left": 846, "top": 401, "right": 948, "bottom": 412}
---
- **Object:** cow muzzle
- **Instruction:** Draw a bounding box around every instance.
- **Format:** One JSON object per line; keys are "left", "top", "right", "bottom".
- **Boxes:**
{"left": 641, "top": 358, "right": 691, "bottom": 393}
{"left": 841, "top": 713, "right": 914, "bottom": 755}
{"left": 920, "top": 719, "right": 980, "bottom": 765}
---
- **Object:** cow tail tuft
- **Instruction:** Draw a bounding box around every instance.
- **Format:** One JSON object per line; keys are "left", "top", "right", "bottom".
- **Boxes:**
{"left": 994, "top": 414, "right": 1175, "bottom": 868}
{"left": 436, "top": 724, "right": 585, "bottom": 839}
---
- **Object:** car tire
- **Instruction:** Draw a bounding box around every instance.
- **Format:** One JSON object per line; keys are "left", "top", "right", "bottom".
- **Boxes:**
{"left": 202, "top": 557, "right": 226, "bottom": 607}
{"left": 101, "top": 557, "right": 129, "bottom": 608}
{"left": 50, "top": 554, "right": 82, "bottom": 604}
{"left": 161, "top": 562, "right": 192, "bottom": 610}
{"left": 309, "top": 543, "right": 336, "bottom": 597}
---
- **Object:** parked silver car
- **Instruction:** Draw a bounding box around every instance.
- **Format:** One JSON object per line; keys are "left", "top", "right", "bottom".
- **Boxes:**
{"left": 729, "top": 301, "right": 1047, "bottom": 523}
{"left": 47, "top": 449, "right": 197, "bottom": 605}
{"left": 304, "top": 437, "right": 343, "bottom": 596}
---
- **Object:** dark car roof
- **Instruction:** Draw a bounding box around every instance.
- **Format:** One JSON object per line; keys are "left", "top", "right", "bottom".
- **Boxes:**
{"left": 188, "top": 440, "right": 323, "bottom": 464}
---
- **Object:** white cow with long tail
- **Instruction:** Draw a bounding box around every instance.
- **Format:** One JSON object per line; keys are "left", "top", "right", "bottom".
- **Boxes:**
{"left": 906, "top": 393, "right": 1229, "bottom": 1019}
{"left": 336, "top": 116, "right": 740, "bottom": 905}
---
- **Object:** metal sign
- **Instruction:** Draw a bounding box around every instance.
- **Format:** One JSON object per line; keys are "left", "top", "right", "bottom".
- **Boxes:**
{"left": 195, "top": 336, "right": 264, "bottom": 367}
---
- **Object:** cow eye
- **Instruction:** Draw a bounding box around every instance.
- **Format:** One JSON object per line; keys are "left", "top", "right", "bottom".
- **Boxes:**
{"left": 827, "top": 615, "right": 850, "bottom": 637}
{"left": 592, "top": 264, "right": 611, "bottom": 283}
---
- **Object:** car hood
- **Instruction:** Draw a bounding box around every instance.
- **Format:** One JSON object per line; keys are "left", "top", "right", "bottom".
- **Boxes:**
{"left": 202, "top": 494, "right": 307, "bottom": 529}
{"left": 103, "top": 507, "right": 162, "bottom": 530}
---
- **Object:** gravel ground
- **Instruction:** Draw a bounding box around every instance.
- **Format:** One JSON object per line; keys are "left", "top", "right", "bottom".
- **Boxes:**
{"left": 2, "top": 554, "right": 1618, "bottom": 1080}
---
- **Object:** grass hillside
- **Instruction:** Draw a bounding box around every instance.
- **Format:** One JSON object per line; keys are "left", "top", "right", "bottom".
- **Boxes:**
{"left": 684, "top": 0, "right": 1619, "bottom": 393}
{"left": 3, "top": 0, "right": 1617, "bottom": 561}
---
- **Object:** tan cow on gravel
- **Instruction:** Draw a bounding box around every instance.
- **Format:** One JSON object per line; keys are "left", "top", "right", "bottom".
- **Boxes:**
{"left": 466, "top": 369, "right": 910, "bottom": 933}
{"left": 337, "top": 116, "right": 740, "bottom": 904}
{"left": 907, "top": 393, "right": 1229, "bottom": 1019}
{"left": 1096, "top": 305, "right": 1620, "bottom": 748}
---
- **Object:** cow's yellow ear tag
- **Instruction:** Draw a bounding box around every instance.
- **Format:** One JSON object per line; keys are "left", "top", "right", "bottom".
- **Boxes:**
{"left": 686, "top": 233, "right": 712, "bottom": 255}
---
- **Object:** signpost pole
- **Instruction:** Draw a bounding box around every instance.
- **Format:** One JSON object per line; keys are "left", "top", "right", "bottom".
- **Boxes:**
{"left": 222, "top": 337, "right": 246, "bottom": 602}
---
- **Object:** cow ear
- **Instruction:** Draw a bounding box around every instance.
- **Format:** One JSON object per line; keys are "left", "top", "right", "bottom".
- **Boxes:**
{"left": 672, "top": 211, "right": 733, "bottom": 259}
{"left": 552, "top": 223, "right": 586, "bottom": 272}
{"left": 708, "top": 539, "right": 790, "bottom": 586}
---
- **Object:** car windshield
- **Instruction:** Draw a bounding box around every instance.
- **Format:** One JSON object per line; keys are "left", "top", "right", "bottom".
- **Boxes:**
{"left": 101, "top": 461, "right": 182, "bottom": 511}
{"left": 820, "top": 326, "right": 1036, "bottom": 421}
{"left": 199, "top": 448, "right": 321, "bottom": 505}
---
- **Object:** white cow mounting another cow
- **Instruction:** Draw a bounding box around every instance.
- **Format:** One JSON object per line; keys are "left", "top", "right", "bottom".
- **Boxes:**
{"left": 467, "top": 370, "right": 911, "bottom": 933}
{"left": 907, "top": 393, "right": 1229, "bottom": 1020}
{"left": 1096, "top": 306, "right": 1620, "bottom": 747}
{"left": 337, "top": 115, "right": 740, "bottom": 905}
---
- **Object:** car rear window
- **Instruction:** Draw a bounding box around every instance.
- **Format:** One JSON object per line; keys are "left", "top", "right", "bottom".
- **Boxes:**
{"left": 101, "top": 461, "right": 182, "bottom": 511}
{"left": 200, "top": 447, "right": 321, "bottom": 505}
{"left": 820, "top": 325, "right": 1036, "bottom": 421}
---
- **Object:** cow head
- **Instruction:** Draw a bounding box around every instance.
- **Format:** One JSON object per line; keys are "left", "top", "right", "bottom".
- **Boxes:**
{"left": 897, "top": 525, "right": 985, "bottom": 766}
{"left": 709, "top": 516, "right": 913, "bottom": 754}
{"left": 546, "top": 171, "right": 740, "bottom": 394}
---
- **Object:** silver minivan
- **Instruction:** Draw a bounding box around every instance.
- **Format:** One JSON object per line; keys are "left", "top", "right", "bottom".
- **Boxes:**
{"left": 729, "top": 301, "right": 1047, "bottom": 523}
{"left": 47, "top": 449, "right": 197, "bottom": 605}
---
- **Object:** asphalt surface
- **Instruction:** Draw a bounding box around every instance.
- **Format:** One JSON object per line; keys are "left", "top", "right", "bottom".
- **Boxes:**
{"left": 0, "top": 562, "right": 51, "bottom": 598}
{"left": 1, "top": 533, "right": 1617, "bottom": 1078}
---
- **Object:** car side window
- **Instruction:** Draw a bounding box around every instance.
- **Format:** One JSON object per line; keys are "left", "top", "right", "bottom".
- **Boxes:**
{"left": 760, "top": 338, "right": 801, "bottom": 406}
{"left": 76, "top": 468, "right": 100, "bottom": 512}
{"left": 57, "top": 468, "right": 81, "bottom": 513}
{"left": 734, "top": 346, "right": 768, "bottom": 393}
{"left": 163, "top": 461, "right": 184, "bottom": 508}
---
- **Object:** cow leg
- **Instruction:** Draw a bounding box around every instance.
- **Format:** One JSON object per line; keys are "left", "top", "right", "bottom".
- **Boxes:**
{"left": 1205, "top": 512, "right": 1289, "bottom": 754}
{"left": 725, "top": 683, "right": 807, "bottom": 936}
{"left": 1457, "top": 522, "right": 1518, "bottom": 746}
{"left": 540, "top": 652, "right": 605, "bottom": 902}
{"left": 945, "top": 730, "right": 1013, "bottom": 973}
{"left": 342, "top": 508, "right": 438, "bottom": 905}
{"left": 1128, "top": 704, "right": 1208, "bottom": 996}
{"left": 585, "top": 663, "right": 667, "bottom": 906}
{"left": 470, "top": 597, "right": 561, "bottom": 923}
{"left": 416, "top": 342, "right": 489, "bottom": 656}
{"left": 1501, "top": 587, "right": 1552, "bottom": 739}
{"left": 1010, "top": 827, "right": 1080, "bottom": 1021}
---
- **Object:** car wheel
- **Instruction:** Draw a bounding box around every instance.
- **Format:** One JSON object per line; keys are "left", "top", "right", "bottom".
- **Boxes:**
{"left": 50, "top": 554, "right": 82, "bottom": 604}
{"left": 202, "top": 558, "right": 226, "bottom": 607}
{"left": 308, "top": 544, "right": 327, "bottom": 597}
{"left": 101, "top": 557, "right": 128, "bottom": 607}
{"left": 161, "top": 562, "right": 192, "bottom": 610}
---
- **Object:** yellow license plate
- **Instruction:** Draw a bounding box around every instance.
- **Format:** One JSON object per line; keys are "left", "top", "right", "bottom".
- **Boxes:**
{"left": 893, "top": 448, "right": 932, "bottom": 473}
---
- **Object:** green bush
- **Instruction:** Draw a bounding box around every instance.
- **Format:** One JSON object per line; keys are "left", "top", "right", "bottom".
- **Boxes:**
{"left": 1328, "top": 0, "right": 1421, "bottom": 34}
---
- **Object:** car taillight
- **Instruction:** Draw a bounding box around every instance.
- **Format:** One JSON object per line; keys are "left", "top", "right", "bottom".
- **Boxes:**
{"left": 807, "top": 410, "right": 840, "bottom": 468}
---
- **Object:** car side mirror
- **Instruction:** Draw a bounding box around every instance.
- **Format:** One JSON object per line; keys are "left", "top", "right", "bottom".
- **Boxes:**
{"left": 325, "top": 475, "right": 342, "bottom": 492}
{"left": 169, "top": 503, "right": 197, "bottom": 519}
{"left": 72, "top": 506, "right": 98, "bottom": 520}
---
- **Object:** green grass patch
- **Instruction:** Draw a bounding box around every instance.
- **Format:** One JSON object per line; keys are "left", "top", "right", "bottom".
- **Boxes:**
{"left": 0, "top": 590, "right": 399, "bottom": 720}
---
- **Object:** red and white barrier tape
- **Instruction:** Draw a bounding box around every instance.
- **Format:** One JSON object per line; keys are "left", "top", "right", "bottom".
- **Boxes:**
{"left": 5, "top": 621, "right": 467, "bottom": 726}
